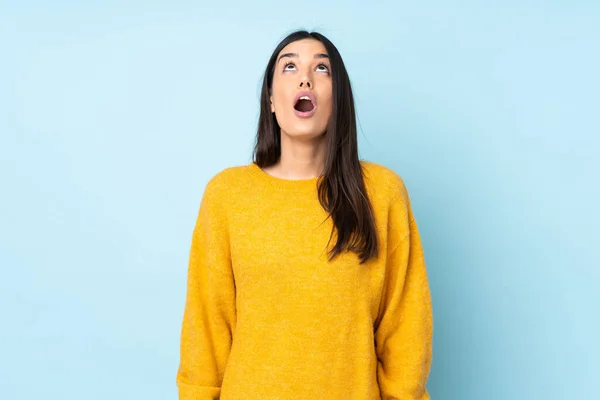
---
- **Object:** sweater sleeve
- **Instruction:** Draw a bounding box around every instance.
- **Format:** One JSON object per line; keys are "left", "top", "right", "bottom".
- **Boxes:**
{"left": 374, "top": 193, "right": 433, "bottom": 400}
{"left": 176, "top": 178, "right": 236, "bottom": 400}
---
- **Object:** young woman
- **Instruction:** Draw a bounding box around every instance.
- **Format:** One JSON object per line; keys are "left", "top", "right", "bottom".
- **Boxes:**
{"left": 176, "top": 30, "right": 433, "bottom": 400}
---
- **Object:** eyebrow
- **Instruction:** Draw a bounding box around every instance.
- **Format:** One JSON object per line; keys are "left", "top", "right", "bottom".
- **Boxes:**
{"left": 277, "top": 52, "right": 330, "bottom": 63}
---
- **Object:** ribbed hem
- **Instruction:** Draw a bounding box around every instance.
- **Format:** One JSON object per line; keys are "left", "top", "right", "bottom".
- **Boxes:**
{"left": 246, "top": 162, "right": 322, "bottom": 191}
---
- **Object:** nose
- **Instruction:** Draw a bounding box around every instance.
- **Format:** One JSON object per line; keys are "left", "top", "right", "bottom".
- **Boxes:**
{"left": 299, "top": 79, "right": 312, "bottom": 89}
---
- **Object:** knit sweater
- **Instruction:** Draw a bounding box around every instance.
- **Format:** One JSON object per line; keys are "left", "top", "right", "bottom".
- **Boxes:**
{"left": 176, "top": 160, "right": 433, "bottom": 400}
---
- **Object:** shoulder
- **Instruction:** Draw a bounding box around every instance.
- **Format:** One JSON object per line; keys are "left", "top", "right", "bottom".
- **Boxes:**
{"left": 203, "top": 163, "right": 249, "bottom": 192}
{"left": 360, "top": 159, "right": 410, "bottom": 205}
{"left": 196, "top": 164, "right": 248, "bottom": 209}
{"left": 361, "top": 160, "right": 415, "bottom": 243}
{"left": 195, "top": 164, "right": 252, "bottom": 222}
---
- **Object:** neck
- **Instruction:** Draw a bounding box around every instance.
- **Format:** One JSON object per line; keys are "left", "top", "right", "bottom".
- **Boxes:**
{"left": 268, "top": 131, "right": 327, "bottom": 179}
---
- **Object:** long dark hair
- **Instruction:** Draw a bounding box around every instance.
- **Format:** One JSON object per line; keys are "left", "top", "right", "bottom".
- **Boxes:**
{"left": 252, "top": 30, "right": 378, "bottom": 264}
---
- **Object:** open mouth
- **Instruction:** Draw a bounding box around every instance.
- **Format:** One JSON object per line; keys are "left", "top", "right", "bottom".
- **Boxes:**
{"left": 294, "top": 96, "right": 315, "bottom": 112}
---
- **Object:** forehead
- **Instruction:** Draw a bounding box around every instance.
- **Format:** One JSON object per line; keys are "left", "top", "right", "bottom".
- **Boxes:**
{"left": 277, "top": 38, "right": 328, "bottom": 59}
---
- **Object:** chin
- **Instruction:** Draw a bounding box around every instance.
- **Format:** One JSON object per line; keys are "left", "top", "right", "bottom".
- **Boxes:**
{"left": 282, "top": 127, "right": 327, "bottom": 139}
{"left": 281, "top": 120, "right": 327, "bottom": 137}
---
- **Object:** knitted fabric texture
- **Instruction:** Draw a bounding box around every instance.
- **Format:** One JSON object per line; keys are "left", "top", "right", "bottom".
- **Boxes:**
{"left": 176, "top": 160, "right": 433, "bottom": 400}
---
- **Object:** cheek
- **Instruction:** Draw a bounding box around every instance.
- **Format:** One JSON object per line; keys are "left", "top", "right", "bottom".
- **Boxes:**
{"left": 271, "top": 85, "right": 289, "bottom": 111}
{"left": 318, "top": 84, "right": 333, "bottom": 115}
{"left": 321, "top": 95, "right": 333, "bottom": 116}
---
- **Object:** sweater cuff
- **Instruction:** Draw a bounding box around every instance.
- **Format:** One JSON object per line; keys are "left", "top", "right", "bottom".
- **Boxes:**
{"left": 177, "top": 380, "right": 221, "bottom": 400}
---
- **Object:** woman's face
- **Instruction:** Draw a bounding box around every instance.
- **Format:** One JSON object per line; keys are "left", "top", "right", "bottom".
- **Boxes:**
{"left": 270, "top": 38, "right": 333, "bottom": 139}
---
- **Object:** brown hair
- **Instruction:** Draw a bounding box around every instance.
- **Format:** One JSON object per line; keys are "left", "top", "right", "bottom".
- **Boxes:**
{"left": 252, "top": 30, "right": 378, "bottom": 264}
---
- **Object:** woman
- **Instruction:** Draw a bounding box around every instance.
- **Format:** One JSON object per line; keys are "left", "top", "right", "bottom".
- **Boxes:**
{"left": 176, "top": 30, "right": 433, "bottom": 399}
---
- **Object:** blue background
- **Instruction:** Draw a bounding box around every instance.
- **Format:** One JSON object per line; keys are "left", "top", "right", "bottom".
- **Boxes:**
{"left": 1, "top": 1, "right": 598, "bottom": 399}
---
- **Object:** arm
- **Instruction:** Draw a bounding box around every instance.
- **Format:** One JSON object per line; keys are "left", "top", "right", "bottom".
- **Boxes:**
{"left": 176, "top": 178, "right": 236, "bottom": 400}
{"left": 375, "top": 192, "right": 433, "bottom": 399}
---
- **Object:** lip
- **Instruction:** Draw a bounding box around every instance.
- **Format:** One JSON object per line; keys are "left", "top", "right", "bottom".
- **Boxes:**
{"left": 293, "top": 90, "right": 317, "bottom": 118}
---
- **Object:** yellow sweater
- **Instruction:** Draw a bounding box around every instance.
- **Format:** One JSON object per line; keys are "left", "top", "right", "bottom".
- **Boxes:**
{"left": 176, "top": 160, "right": 433, "bottom": 400}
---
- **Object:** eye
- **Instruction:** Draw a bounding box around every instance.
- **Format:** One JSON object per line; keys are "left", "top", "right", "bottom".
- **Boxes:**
{"left": 316, "top": 63, "right": 330, "bottom": 73}
{"left": 283, "top": 61, "right": 296, "bottom": 71}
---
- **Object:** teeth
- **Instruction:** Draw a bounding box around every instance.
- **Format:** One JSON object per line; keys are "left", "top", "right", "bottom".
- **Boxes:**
{"left": 299, "top": 96, "right": 311, "bottom": 101}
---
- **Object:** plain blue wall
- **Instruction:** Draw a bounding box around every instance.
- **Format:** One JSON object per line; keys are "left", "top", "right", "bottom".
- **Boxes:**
{"left": 1, "top": 1, "right": 598, "bottom": 399}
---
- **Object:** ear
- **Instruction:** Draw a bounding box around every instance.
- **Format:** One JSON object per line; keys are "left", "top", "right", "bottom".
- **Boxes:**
{"left": 270, "top": 95, "right": 275, "bottom": 113}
